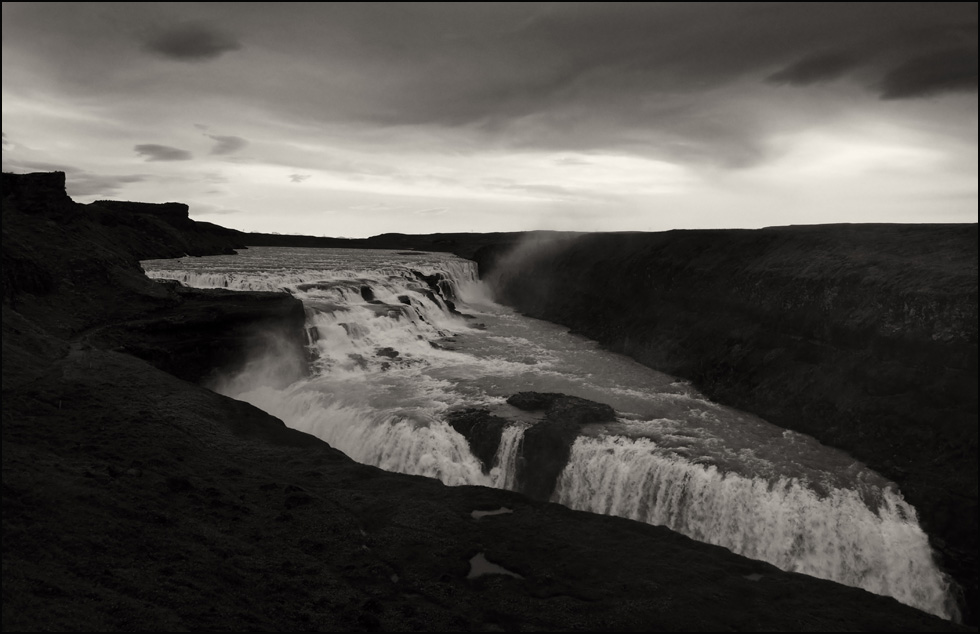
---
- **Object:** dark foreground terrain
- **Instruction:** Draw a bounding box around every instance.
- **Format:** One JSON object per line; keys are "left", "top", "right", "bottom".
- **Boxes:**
{"left": 2, "top": 172, "right": 974, "bottom": 630}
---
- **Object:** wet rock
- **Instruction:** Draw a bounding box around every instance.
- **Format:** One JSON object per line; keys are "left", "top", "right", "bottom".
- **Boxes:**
{"left": 446, "top": 409, "right": 510, "bottom": 473}
{"left": 508, "top": 392, "right": 616, "bottom": 501}
{"left": 412, "top": 270, "right": 446, "bottom": 295}
{"left": 507, "top": 392, "right": 562, "bottom": 411}
{"left": 412, "top": 270, "right": 462, "bottom": 314}
{"left": 348, "top": 353, "right": 368, "bottom": 370}
{"left": 90, "top": 286, "right": 309, "bottom": 386}
{"left": 422, "top": 290, "right": 441, "bottom": 306}
{"left": 546, "top": 395, "right": 615, "bottom": 426}
{"left": 364, "top": 303, "right": 407, "bottom": 318}
{"left": 305, "top": 325, "right": 319, "bottom": 344}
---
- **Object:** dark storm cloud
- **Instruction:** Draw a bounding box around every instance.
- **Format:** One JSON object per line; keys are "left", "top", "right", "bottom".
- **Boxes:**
{"left": 134, "top": 144, "right": 193, "bottom": 162}
{"left": 763, "top": 11, "right": 978, "bottom": 99}
{"left": 767, "top": 52, "right": 860, "bottom": 86}
{"left": 240, "top": 2, "right": 971, "bottom": 166}
{"left": 142, "top": 21, "right": 241, "bottom": 62}
{"left": 879, "top": 47, "right": 979, "bottom": 99}
{"left": 3, "top": 3, "right": 977, "bottom": 174}
{"left": 207, "top": 135, "right": 248, "bottom": 155}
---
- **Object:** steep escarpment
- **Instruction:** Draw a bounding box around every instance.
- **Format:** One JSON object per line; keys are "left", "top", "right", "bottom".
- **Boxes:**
{"left": 3, "top": 172, "right": 245, "bottom": 329}
{"left": 2, "top": 171, "right": 306, "bottom": 385}
{"left": 483, "top": 226, "right": 978, "bottom": 622}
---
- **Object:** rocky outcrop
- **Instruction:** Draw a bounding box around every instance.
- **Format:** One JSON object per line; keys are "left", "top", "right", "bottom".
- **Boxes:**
{"left": 482, "top": 226, "right": 978, "bottom": 623}
{"left": 92, "top": 199, "right": 191, "bottom": 223}
{"left": 1, "top": 170, "right": 74, "bottom": 212}
{"left": 448, "top": 393, "right": 617, "bottom": 500}
{"left": 2, "top": 171, "right": 303, "bottom": 386}
{"left": 446, "top": 409, "right": 511, "bottom": 473}
{"left": 507, "top": 392, "right": 616, "bottom": 500}
{"left": 85, "top": 284, "right": 309, "bottom": 386}
{"left": 2, "top": 172, "right": 245, "bottom": 322}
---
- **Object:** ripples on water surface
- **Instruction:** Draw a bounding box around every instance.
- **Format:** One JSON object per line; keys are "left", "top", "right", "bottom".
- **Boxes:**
{"left": 142, "top": 246, "right": 959, "bottom": 620}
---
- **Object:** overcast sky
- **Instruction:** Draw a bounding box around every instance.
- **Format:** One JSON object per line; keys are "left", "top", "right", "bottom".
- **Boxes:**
{"left": 3, "top": 3, "right": 976, "bottom": 237}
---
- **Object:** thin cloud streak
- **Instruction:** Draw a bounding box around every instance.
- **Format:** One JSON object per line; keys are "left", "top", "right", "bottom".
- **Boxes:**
{"left": 208, "top": 135, "right": 248, "bottom": 155}
{"left": 767, "top": 52, "right": 861, "bottom": 86}
{"left": 134, "top": 144, "right": 193, "bottom": 162}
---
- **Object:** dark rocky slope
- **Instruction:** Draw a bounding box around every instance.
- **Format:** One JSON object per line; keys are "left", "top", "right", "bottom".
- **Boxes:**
{"left": 1, "top": 172, "right": 970, "bottom": 630}
{"left": 477, "top": 227, "right": 978, "bottom": 623}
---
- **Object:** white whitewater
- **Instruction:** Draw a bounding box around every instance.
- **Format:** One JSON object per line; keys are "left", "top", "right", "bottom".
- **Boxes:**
{"left": 142, "top": 246, "right": 958, "bottom": 620}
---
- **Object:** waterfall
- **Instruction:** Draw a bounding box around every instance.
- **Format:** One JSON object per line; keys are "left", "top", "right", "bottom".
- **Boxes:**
{"left": 490, "top": 425, "right": 527, "bottom": 490}
{"left": 141, "top": 246, "right": 959, "bottom": 621}
{"left": 554, "top": 435, "right": 956, "bottom": 619}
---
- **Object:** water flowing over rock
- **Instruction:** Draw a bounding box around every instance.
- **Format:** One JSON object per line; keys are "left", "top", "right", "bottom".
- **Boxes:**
{"left": 446, "top": 409, "right": 510, "bottom": 474}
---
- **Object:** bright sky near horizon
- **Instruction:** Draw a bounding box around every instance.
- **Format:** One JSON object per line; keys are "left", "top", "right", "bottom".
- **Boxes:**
{"left": 2, "top": 2, "right": 977, "bottom": 237}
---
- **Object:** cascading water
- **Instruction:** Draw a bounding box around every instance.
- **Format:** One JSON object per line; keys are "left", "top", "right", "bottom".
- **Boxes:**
{"left": 142, "top": 246, "right": 959, "bottom": 621}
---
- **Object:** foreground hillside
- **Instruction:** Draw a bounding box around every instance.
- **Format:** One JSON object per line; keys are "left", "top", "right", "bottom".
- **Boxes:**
{"left": 1, "top": 172, "right": 971, "bottom": 630}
